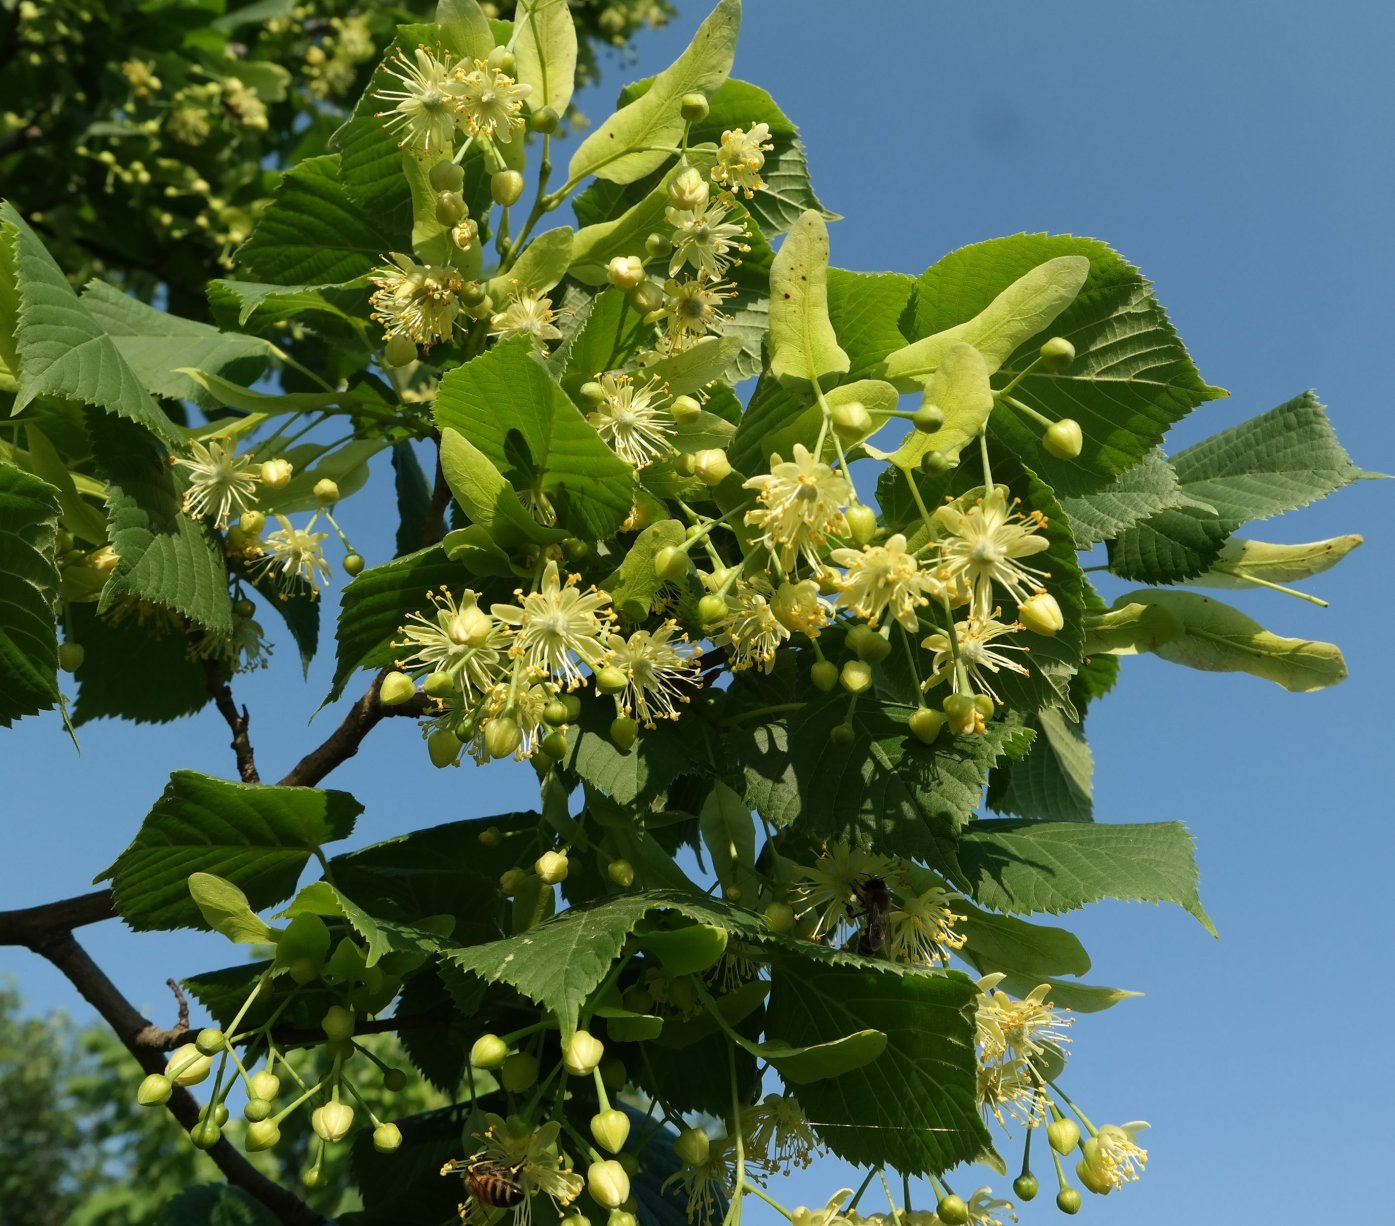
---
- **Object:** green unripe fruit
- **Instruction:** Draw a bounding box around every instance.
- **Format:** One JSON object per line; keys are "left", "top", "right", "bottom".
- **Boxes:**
{"left": 485, "top": 716, "right": 522, "bottom": 760}
{"left": 840, "top": 659, "right": 873, "bottom": 694}
{"left": 1040, "top": 335, "right": 1076, "bottom": 369}
{"left": 540, "top": 729, "right": 569, "bottom": 760}
{"left": 321, "top": 1005, "right": 355, "bottom": 1042}
{"left": 595, "top": 665, "right": 629, "bottom": 694}
{"left": 811, "top": 659, "right": 839, "bottom": 691}
{"left": 435, "top": 190, "right": 466, "bottom": 227}
{"left": 919, "top": 450, "right": 953, "bottom": 477}
{"left": 763, "top": 900, "right": 795, "bottom": 933}
{"left": 908, "top": 707, "right": 944, "bottom": 745}
{"left": 942, "top": 693, "right": 978, "bottom": 736}
{"left": 199, "top": 1102, "right": 230, "bottom": 1127}
{"left": 246, "top": 1119, "right": 281, "bottom": 1151}
{"left": 313, "top": 477, "right": 339, "bottom": 504}
{"left": 500, "top": 1052, "right": 539, "bottom": 1092}
{"left": 244, "top": 1097, "right": 272, "bottom": 1122}
{"left": 1056, "top": 1189, "right": 1082, "bottom": 1215}
{"left": 428, "top": 159, "right": 465, "bottom": 192}
{"left": 588, "top": 1159, "right": 630, "bottom": 1210}
{"left": 249, "top": 1070, "right": 280, "bottom": 1101}
{"left": 385, "top": 333, "right": 417, "bottom": 368}
{"left": 972, "top": 693, "right": 994, "bottom": 719}
{"left": 535, "top": 850, "right": 569, "bottom": 884}
{"left": 379, "top": 671, "right": 416, "bottom": 706}
{"left": 312, "top": 1102, "right": 354, "bottom": 1143}
{"left": 195, "top": 1027, "right": 226, "bottom": 1056}
{"left": 382, "top": 1068, "right": 408, "bottom": 1093}
{"left": 693, "top": 449, "right": 731, "bottom": 486}
{"left": 1042, "top": 417, "right": 1084, "bottom": 460}
{"left": 1048, "top": 1118, "right": 1081, "bottom": 1154}
{"left": 561, "top": 693, "right": 583, "bottom": 722}
{"left": 423, "top": 672, "right": 456, "bottom": 701}
{"left": 670, "top": 394, "right": 702, "bottom": 425}
{"left": 543, "top": 697, "right": 571, "bottom": 727}
{"left": 491, "top": 169, "right": 525, "bottom": 206}
{"left": 629, "top": 279, "right": 666, "bottom": 315}
{"left": 610, "top": 716, "right": 639, "bottom": 751}
{"left": 1013, "top": 1173, "right": 1039, "bottom": 1201}
{"left": 343, "top": 552, "right": 365, "bottom": 576}
{"left": 563, "top": 1029, "right": 605, "bottom": 1076}
{"left": 913, "top": 405, "right": 945, "bottom": 433}
{"left": 680, "top": 92, "right": 710, "bottom": 123}
{"left": 562, "top": 1216, "right": 590, "bottom": 1226}
{"left": 697, "top": 593, "right": 727, "bottom": 626}
{"left": 935, "top": 1195, "right": 969, "bottom": 1226}
{"left": 58, "top": 642, "right": 85, "bottom": 672}
{"left": 287, "top": 956, "right": 320, "bottom": 986}
{"left": 674, "top": 1127, "right": 710, "bottom": 1167}
{"left": 233, "top": 598, "right": 256, "bottom": 619}
{"left": 847, "top": 623, "right": 891, "bottom": 663}
{"left": 168, "top": 1044, "right": 212, "bottom": 1086}
{"left": 373, "top": 1122, "right": 403, "bottom": 1153}
{"left": 529, "top": 105, "right": 560, "bottom": 133}
{"left": 460, "top": 280, "right": 489, "bottom": 308}
{"left": 591, "top": 1108, "right": 631, "bottom": 1153}
{"left": 607, "top": 859, "right": 635, "bottom": 888}
{"left": 829, "top": 722, "right": 856, "bottom": 747}
{"left": 190, "top": 1119, "right": 222, "bottom": 1150}
{"left": 1076, "top": 1159, "right": 1113, "bottom": 1195}
{"left": 654, "top": 545, "right": 689, "bottom": 582}
{"left": 831, "top": 400, "right": 871, "bottom": 441}
{"left": 845, "top": 504, "right": 877, "bottom": 545}
{"left": 1018, "top": 591, "right": 1064, "bottom": 636}
{"left": 137, "top": 1073, "right": 172, "bottom": 1106}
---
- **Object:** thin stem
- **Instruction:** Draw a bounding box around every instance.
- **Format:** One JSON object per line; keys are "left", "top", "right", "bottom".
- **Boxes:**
{"left": 742, "top": 1182, "right": 792, "bottom": 1220}
{"left": 847, "top": 1166, "right": 880, "bottom": 1212}
{"left": 721, "top": 1043, "right": 746, "bottom": 1226}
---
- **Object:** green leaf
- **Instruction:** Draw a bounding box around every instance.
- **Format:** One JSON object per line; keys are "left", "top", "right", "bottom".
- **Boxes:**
{"left": 1080, "top": 600, "right": 1185, "bottom": 656}
{"left": 206, "top": 277, "right": 370, "bottom": 339}
{"left": 985, "top": 973, "right": 1140, "bottom": 1014}
{"left": 765, "top": 960, "right": 987, "bottom": 1174}
{"left": 442, "top": 524, "right": 515, "bottom": 577}
{"left": 281, "top": 880, "right": 447, "bottom": 968}
{"left": 491, "top": 226, "right": 574, "bottom": 298}
{"left": 987, "top": 708, "right": 1093, "bottom": 823}
{"left": 439, "top": 428, "right": 570, "bottom": 549}
{"left": 603, "top": 517, "right": 686, "bottom": 623}
{"left": 956, "top": 818, "right": 1215, "bottom": 935}
{"left": 1180, "top": 533, "right": 1364, "bottom": 593}
{"left": 697, "top": 781, "right": 757, "bottom": 894}
{"left": 1058, "top": 451, "right": 1185, "bottom": 547}
{"left": 640, "top": 335, "right": 746, "bottom": 397}
{"left": 96, "top": 770, "right": 361, "bottom": 932}
{"left": 514, "top": 0, "right": 577, "bottom": 117}
{"left": 436, "top": 0, "right": 495, "bottom": 59}
{"left": 958, "top": 904, "right": 1091, "bottom": 980}
{"left": 567, "top": 0, "right": 741, "bottom": 185}
{"left": 1113, "top": 588, "right": 1348, "bottom": 692}
{"left": 567, "top": 699, "right": 705, "bottom": 806}
{"left": 177, "top": 368, "right": 346, "bottom": 416}
{"left": 434, "top": 338, "right": 634, "bottom": 540}
{"left": 0, "top": 460, "right": 61, "bottom": 727}
{"left": 187, "top": 872, "right": 279, "bottom": 945}
{"left": 759, "top": 378, "right": 899, "bottom": 463}
{"left": 237, "top": 155, "right": 388, "bottom": 285}
{"left": 767, "top": 210, "right": 849, "bottom": 386}
{"left": 868, "top": 341, "right": 992, "bottom": 469}
{"left": 155, "top": 1185, "right": 279, "bottom": 1226}
{"left": 19, "top": 423, "right": 107, "bottom": 544}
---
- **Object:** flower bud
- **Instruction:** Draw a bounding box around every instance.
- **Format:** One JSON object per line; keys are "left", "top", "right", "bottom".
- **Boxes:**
{"left": 1042, "top": 418, "right": 1083, "bottom": 460}
{"left": 912, "top": 405, "right": 945, "bottom": 433}
{"left": 535, "top": 850, "right": 570, "bottom": 884}
{"left": 942, "top": 693, "right": 978, "bottom": 736}
{"left": 609, "top": 1212, "right": 638, "bottom": 1226}
{"left": 907, "top": 707, "right": 944, "bottom": 745}
{"left": 1040, "top": 336, "right": 1076, "bottom": 369}
{"left": 831, "top": 400, "right": 871, "bottom": 442}
{"left": 840, "top": 659, "right": 873, "bottom": 694}
{"left": 1076, "top": 1158, "right": 1113, "bottom": 1195}
{"left": 562, "top": 1216, "right": 590, "bottom": 1226}
{"left": 195, "top": 1027, "right": 226, "bottom": 1056}
{"left": 935, "top": 1195, "right": 969, "bottom": 1226}
{"left": 1013, "top": 1173, "right": 1039, "bottom": 1201}
{"left": 1056, "top": 1188, "right": 1082, "bottom": 1215}
{"left": 57, "top": 642, "right": 84, "bottom": 672}
{"left": 529, "top": 105, "right": 560, "bottom": 133}
{"left": 919, "top": 450, "right": 953, "bottom": 477}
{"left": 595, "top": 665, "right": 629, "bottom": 694}
{"left": 607, "top": 255, "right": 646, "bottom": 292}
{"left": 199, "top": 1102, "right": 230, "bottom": 1127}
{"left": 429, "top": 160, "right": 465, "bottom": 192}
{"left": 190, "top": 1119, "right": 221, "bottom": 1150}
{"left": 588, "top": 1159, "right": 630, "bottom": 1209}
{"left": 1018, "top": 591, "right": 1064, "bottom": 636}
{"left": 312, "top": 478, "right": 339, "bottom": 505}
{"left": 373, "top": 1122, "right": 403, "bottom": 1153}
{"left": 669, "top": 166, "right": 709, "bottom": 210}
{"left": 259, "top": 459, "right": 293, "bottom": 488}
{"left": 680, "top": 93, "right": 710, "bottom": 124}
{"left": 485, "top": 716, "right": 522, "bottom": 760}
{"left": 427, "top": 728, "right": 460, "bottom": 768}
{"left": 487, "top": 45, "right": 515, "bottom": 72}
{"left": 653, "top": 545, "right": 689, "bottom": 582}
{"left": 763, "top": 900, "right": 795, "bottom": 933}
{"left": 811, "top": 659, "right": 839, "bottom": 691}
{"left": 246, "top": 1120, "right": 281, "bottom": 1151}
{"left": 607, "top": 859, "right": 635, "bottom": 888}
{"left": 239, "top": 509, "right": 266, "bottom": 537}
{"left": 845, "top": 504, "right": 877, "bottom": 545}
{"left": 137, "top": 1073, "right": 172, "bottom": 1106}
{"left": 500, "top": 1051, "right": 539, "bottom": 1091}
{"left": 591, "top": 1108, "right": 631, "bottom": 1153}
{"left": 379, "top": 671, "right": 416, "bottom": 706}
{"left": 435, "top": 190, "right": 466, "bottom": 227}
{"left": 246, "top": 1070, "right": 280, "bottom": 1101}
{"left": 674, "top": 1127, "right": 710, "bottom": 1167}
{"left": 499, "top": 868, "right": 526, "bottom": 896}
{"left": 168, "top": 1044, "right": 212, "bottom": 1086}
{"left": 846, "top": 623, "right": 891, "bottom": 663}
{"left": 829, "top": 722, "right": 856, "bottom": 747}
{"left": 343, "top": 552, "right": 365, "bottom": 576}
{"left": 610, "top": 716, "right": 639, "bottom": 751}
{"left": 644, "top": 232, "right": 670, "bottom": 259}
{"left": 321, "top": 1005, "right": 355, "bottom": 1042}
{"left": 563, "top": 1029, "right": 605, "bottom": 1076}
{"left": 453, "top": 218, "right": 479, "bottom": 250}
{"left": 312, "top": 1102, "right": 354, "bottom": 1143}
{"left": 244, "top": 1096, "right": 272, "bottom": 1122}
{"left": 693, "top": 449, "right": 731, "bottom": 486}
{"left": 1048, "top": 1118, "right": 1081, "bottom": 1154}
{"left": 540, "top": 729, "right": 569, "bottom": 760}
{"left": 629, "top": 280, "right": 666, "bottom": 315}
{"left": 670, "top": 394, "right": 702, "bottom": 425}
{"left": 460, "top": 280, "right": 489, "bottom": 308}
{"left": 491, "top": 169, "right": 525, "bottom": 206}
{"left": 697, "top": 593, "right": 728, "bottom": 626}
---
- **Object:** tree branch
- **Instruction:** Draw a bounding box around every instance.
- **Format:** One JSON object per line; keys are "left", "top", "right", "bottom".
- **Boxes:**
{"left": 203, "top": 660, "right": 261, "bottom": 784}
{"left": 0, "top": 889, "right": 116, "bottom": 943}
{"left": 422, "top": 442, "right": 451, "bottom": 547}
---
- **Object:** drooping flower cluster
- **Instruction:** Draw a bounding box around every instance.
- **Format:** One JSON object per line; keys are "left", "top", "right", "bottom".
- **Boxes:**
{"left": 370, "top": 253, "right": 464, "bottom": 348}
{"left": 375, "top": 44, "right": 531, "bottom": 154}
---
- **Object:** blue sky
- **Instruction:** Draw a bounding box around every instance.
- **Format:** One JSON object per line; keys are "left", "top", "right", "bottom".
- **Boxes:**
{"left": 4, "top": 1, "right": 1392, "bottom": 1221}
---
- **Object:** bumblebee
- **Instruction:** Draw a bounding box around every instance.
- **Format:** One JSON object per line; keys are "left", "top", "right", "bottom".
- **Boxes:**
{"left": 849, "top": 874, "right": 893, "bottom": 957}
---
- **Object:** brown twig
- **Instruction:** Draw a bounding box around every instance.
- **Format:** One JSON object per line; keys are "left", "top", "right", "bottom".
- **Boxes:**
{"left": 0, "top": 889, "right": 116, "bottom": 942}
{"left": 422, "top": 442, "right": 452, "bottom": 547}
{"left": 167, "top": 977, "right": 191, "bottom": 1031}
{"left": 203, "top": 661, "right": 261, "bottom": 784}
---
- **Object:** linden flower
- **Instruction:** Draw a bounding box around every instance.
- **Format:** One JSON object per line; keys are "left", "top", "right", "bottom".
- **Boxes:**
{"left": 975, "top": 976, "right": 1074, "bottom": 1067}
{"left": 654, "top": 275, "right": 734, "bottom": 354}
{"left": 254, "top": 515, "right": 332, "bottom": 594}
{"left": 451, "top": 58, "right": 531, "bottom": 144}
{"left": 489, "top": 290, "right": 564, "bottom": 349}
{"left": 712, "top": 121, "right": 774, "bottom": 197}
{"left": 370, "top": 254, "right": 462, "bottom": 347}
{"left": 375, "top": 44, "right": 461, "bottom": 154}
{"left": 932, "top": 485, "right": 1051, "bottom": 618}
{"left": 770, "top": 579, "right": 832, "bottom": 636}
{"left": 605, "top": 623, "right": 699, "bottom": 725}
{"left": 963, "top": 1186, "right": 1017, "bottom": 1226}
{"left": 587, "top": 373, "right": 675, "bottom": 467}
{"left": 743, "top": 444, "right": 852, "bottom": 573}
{"left": 789, "top": 843, "right": 896, "bottom": 943}
{"left": 444, "top": 1113, "right": 583, "bottom": 1226}
{"left": 666, "top": 198, "right": 749, "bottom": 278}
{"left": 887, "top": 884, "right": 967, "bottom": 966}
{"left": 831, "top": 533, "right": 941, "bottom": 631}
{"left": 922, "top": 617, "right": 1030, "bottom": 701}
{"left": 713, "top": 578, "right": 789, "bottom": 672}
{"left": 791, "top": 1189, "right": 858, "bottom": 1226}
{"left": 396, "top": 587, "right": 509, "bottom": 699}
{"left": 491, "top": 561, "right": 612, "bottom": 687}
{"left": 468, "top": 680, "right": 554, "bottom": 764}
{"left": 742, "top": 1094, "right": 821, "bottom": 1173}
{"left": 660, "top": 1137, "right": 737, "bottom": 1225}
{"left": 173, "top": 437, "right": 259, "bottom": 528}
{"left": 1081, "top": 1122, "right": 1149, "bottom": 1189}
{"left": 977, "top": 1057, "right": 1046, "bottom": 1132}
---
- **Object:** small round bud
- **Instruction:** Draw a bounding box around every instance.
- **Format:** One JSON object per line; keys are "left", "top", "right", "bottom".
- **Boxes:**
{"left": 840, "top": 659, "right": 873, "bottom": 694}
{"left": 912, "top": 404, "right": 945, "bottom": 433}
{"left": 382, "top": 1067, "right": 408, "bottom": 1092}
{"left": 1043, "top": 418, "right": 1083, "bottom": 460}
{"left": 301, "top": 1165, "right": 329, "bottom": 1190}
{"left": 57, "top": 641, "right": 85, "bottom": 672}
{"left": 561, "top": 693, "right": 583, "bottom": 723}
{"left": 972, "top": 693, "right": 994, "bottom": 719}
{"left": 540, "top": 698, "right": 570, "bottom": 728}
{"left": 811, "top": 659, "right": 839, "bottom": 692}
{"left": 460, "top": 280, "right": 489, "bottom": 308}
{"left": 240, "top": 510, "right": 265, "bottom": 537}
{"left": 936, "top": 1195, "right": 969, "bottom": 1225}
{"left": 287, "top": 956, "right": 320, "bottom": 986}
{"left": 628, "top": 280, "right": 666, "bottom": 315}
{"left": 321, "top": 1005, "right": 355, "bottom": 1042}
{"left": 595, "top": 665, "right": 629, "bottom": 694}
{"left": 243, "top": 1097, "right": 272, "bottom": 1122}
{"left": 644, "top": 232, "right": 670, "bottom": 260}
{"left": 342, "top": 552, "right": 365, "bottom": 576}
{"left": 485, "top": 716, "right": 522, "bottom": 759}
{"left": 259, "top": 459, "right": 293, "bottom": 489}
{"left": 829, "top": 722, "right": 856, "bottom": 747}
{"left": 588, "top": 1159, "right": 630, "bottom": 1210}
{"left": 846, "top": 624, "right": 891, "bottom": 663}
{"left": 491, "top": 170, "right": 525, "bottom": 207}
{"left": 1056, "top": 1188, "right": 1082, "bottom": 1215}
{"left": 435, "top": 190, "right": 466, "bottom": 227}
{"left": 607, "top": 254, "right": 646, "bottom": 292}
{"left": 674, "top": 1127, "right": 710, "bottom": 1167}
{"left": 610, "top": 716, "right": 639, "bottom": 751}
{"left": 845, "top": 504, "right": 877, "bottom": 545}
{"left": 535, "top": 850, "right": 570, "bottom": 884}
{"left": 609, "top": 1212, "right": 638, "bottom": 1226}
{"left": 529, "top": 105, "right": 560, "bottom": 133}
{"left": 908, "top": 707, "right": 944, "bottom": 745}
{"left": 246, "top": 1119, "right": 281, "bottom": 1151}
{"left": 563, "top": 1029, "right": 605, "bottom": 1076}
{"left": 313, "top": 478, "right": 340, "bottom": 504}
{"left": 669, "top": 394, "right": 702, "bottom": 425}
{"left": 579, "top": 380, "right": 607, "bottom": 406}
{"left": 427, "top": 728, "right": 461, "bottom": 768}
{"left": 942, "top": 693, "right": 978, "bottom": 736}
{"left": 373, "top": 1122, "right": 403, "bottom": 1153}
{"left": 429, "top": 160, "right": 465, "bottom": 192}
{"left": 562, "top": 1216, "right": 590, "bottom": 1226}
{"left": 607, "top": 859, "right": 635, "bottom": 888}
{"left": 195, "top": 1027, "right": 226, "bottom": 1056}
{"left": 379, "top": 671, "right": 416, "bottom": 706}
{"left": 831, "top": 400, "right": 872, "bottom": 442}
{"left": 311, "top": 1102, "right": 354, "bottom": 1143}
{"left": 1018, "top": 591, "right": 1064, "bottom": 636}
{"left": 763, "top": 900, "right": 795, "bottom": 933}
{"left": 233, "top": 597, "right": 257, "bottom": 619}
{"left": 697, "top": 593, "right": 728, "bottom": 626}
{"left": 540, "top": 729, "right": 569, "bottom": 760}
{"left": 1039, "top": 336, "right": 1076, "bottom": 370}
{"left": 499, "top": 868, "right": 526, "bottom": 896}
{"left": 668, "top": 166, "right": 709, "bottom": 210}
{"left": 680, "top": 93, "right": 710, "bottom": 124}
{"left": 137, "top": 1073, "right": 172, "bottom": 1106}
{"left": 654, "top": 545, "right": 689, "bottom": 582}
{"left": 168, "top": 1044, "right": 212, "bottom": 1086}
{"left": 591, "top": 1108, "right": 631, "bottom": 1154}
{"left": 1012, "top": 1173, "right": 1039, "bottom": 1201}
{"left": 248, "top": 1070, "right": 280, "bottom": 1101}
{"left": 199, "top": 1102, "right": 230, "bottom": 1127}
{"left": 693, "top": 449, "right": 731, "bottom": 486}
{"left": 500, "top": 1052, "right": 539, "bottom": 1091}
{"left": 477, "top": 826, "right": 502, "bottom": 849}
{"left": 1076, "top": 1159, "right": 1113, "bottom": 1195}
{"left": 1047, "top": 1118, "right": 1081, "bottom": 1154}
{"left": 487, "top": 46, "right": 515, "bottom": 73}
{"left": 190, "top": 1119, "right": 222, "bottom": 1150}
{"left": 918, "top": 450, "right": 953, "bottom": 477}
{"left": 424, "top": 672, "right": 456, "bottom": 701}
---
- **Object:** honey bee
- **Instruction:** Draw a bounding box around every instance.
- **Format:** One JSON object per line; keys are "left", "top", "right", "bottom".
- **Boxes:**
{"left": 464, "top": 1159, "right": 526, "bottom": 1209}
{"left": 849, "top": 874, "right": 893, "bottom": 957}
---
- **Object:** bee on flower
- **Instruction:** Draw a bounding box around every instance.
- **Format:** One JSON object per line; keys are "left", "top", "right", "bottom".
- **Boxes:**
{"left": 603, "top": 623, "right": 699, "bottom": 725}
{"left": 586, "top": 373, "right": 675, "bottom": 468}
{"left": 253, "top": 515, "right": 332, "bottom": 596}
{"left": 743, "top": 444, "right": 852, "bottom": 574}
{"left": 932, "top": 485, "right": 1052, "bottom": 619}
{"left": 711, "top": 122, "right": 774, "bottom": 197}
{"left": 491, "top": 561, "right": 613, "bottom": 688}
{"left": 788, "top": 844, "right": 897, "bottom": 943}
{"left": 489, "top": 289, "right": 564, "bottom": 349}
{"left": 173, "top": 437, "right": 259, "bottom": 528}
{"left": 443, "top": 1113, "right": 583, "bottom": 1226}
{"left": 370, "top": 253, "right": 463, "bottom": 348}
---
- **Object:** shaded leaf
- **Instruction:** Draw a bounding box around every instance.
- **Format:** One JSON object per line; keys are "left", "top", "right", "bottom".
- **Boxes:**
{"left": 0, "top": 461, "right": 61, "bottom": 727}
